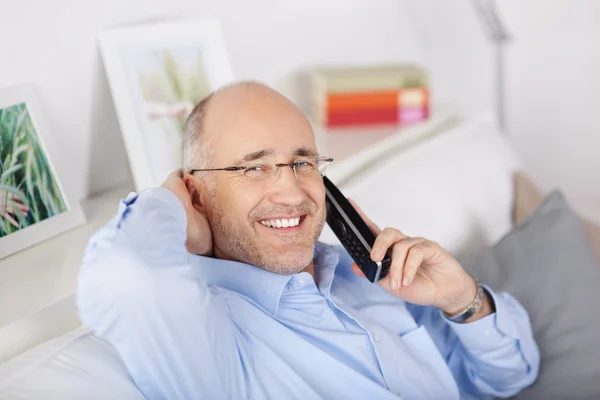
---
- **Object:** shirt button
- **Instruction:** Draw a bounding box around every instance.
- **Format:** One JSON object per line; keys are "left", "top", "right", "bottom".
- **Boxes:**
{"left": 373, "top": 333, "right": 381, "bottom": 342}
{"left": 298, "top": 279, "right": 305, "bottom": 285}
{"left": 483, "top": 328, "right": 492, "bottom": 337}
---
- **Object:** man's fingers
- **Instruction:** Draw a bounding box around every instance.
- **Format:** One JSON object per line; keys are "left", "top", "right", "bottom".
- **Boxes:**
{"left": 371, "top": 227, "right": 407, "bottom": 262}
{"left": 166, "top": 168, "right": 184, "bottom": 181}
{"left": 171, "top": 169, "right": 184, "bottom": 179}
{"left": 345, "top": 198, "right": 433, "bottom": 290}
{"left": 403, "top": 245, "right": 427, "bottom": 287}
{"left": 348, "top": 198, "right": 381, "bottom": 235}
{"left": 387, "top": 237, "right": 426, "bottom": 290}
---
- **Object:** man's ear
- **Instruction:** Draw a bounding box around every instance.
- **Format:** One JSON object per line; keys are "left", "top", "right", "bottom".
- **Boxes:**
{"left": 183, "top": 174, "right": 210, "bottom": 215}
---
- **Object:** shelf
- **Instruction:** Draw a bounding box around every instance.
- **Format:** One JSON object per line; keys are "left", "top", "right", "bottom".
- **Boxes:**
{"left": 316, "top": 104, "right": 461, "bottom": 188}
{"left": 0, "top": 182, "right": 135, "bottom": 329}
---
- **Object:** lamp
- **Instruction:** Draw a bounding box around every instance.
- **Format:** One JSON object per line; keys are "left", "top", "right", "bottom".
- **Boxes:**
{"left": 471, "top": 0, "right": 510, "bottom": 132}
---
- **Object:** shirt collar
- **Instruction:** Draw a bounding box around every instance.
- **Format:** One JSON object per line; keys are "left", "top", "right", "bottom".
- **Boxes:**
{"left": 313, "top": 242, "right": 340, "bottom": 297}
{"left": 190, "top": 242, "right": 340, "bottom": 317}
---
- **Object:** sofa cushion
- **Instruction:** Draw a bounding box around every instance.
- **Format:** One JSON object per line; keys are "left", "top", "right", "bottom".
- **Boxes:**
{"left": 460, "top": 190, "right": 600, "bottom": 399}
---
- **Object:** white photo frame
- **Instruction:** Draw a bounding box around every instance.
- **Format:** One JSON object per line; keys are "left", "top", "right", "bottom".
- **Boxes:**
{"left": 0, "top": 84, "right": 86, "bottom": 259}
{"left": 99, "top": 18, "right": 235, "bottom": 191}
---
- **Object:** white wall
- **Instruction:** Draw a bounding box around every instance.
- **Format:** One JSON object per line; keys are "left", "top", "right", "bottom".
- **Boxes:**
{"left": 385, "top": 0, "right": 600, "bottom": 219}
{"left": 502, "top": 0, "right": 600, "bottom": 218}
{"left": 402, "top": 1, "right": 495, "bottom": 118}
{"left": 0, "top": 0, "right": 430, "bottom": 198}
{"left": 1, "top": 0, "right": 598, "bottom": 216}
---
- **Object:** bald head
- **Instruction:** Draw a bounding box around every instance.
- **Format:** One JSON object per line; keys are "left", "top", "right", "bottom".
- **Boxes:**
{"left": 181, "top": 82, "right": 325, "bottom": 275}
{"left": 182, "top": 81, "right": 313, "bottom": 174}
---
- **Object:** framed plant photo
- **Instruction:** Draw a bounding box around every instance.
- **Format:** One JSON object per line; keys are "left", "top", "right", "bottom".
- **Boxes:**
{"left": 99, "top": 18, "right": 235, "bottom": 190}
{"left": 0, "top": 85, "right": 85, "bottom": 259}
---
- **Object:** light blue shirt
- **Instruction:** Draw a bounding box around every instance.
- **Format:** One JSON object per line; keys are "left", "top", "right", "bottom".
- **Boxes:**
{"left": 76, "top": 187, "right": 539, "bottom": 400}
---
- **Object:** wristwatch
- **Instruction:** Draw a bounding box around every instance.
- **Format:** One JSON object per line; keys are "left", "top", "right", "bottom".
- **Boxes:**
{"left": 445, "top": 282, "right": 485, "bottom": 323}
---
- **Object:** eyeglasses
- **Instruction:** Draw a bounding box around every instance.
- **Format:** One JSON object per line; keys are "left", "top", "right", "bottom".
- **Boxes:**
{"left": 190, "top": 156, "right": 334, "bottom": 182}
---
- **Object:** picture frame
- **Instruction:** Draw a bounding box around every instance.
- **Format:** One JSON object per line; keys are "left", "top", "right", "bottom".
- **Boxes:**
{"left": 99, "top": 18, "right": 235, "bottom": 191}
{"left": 0, "top": 84, "right": 86, "bottom": 259}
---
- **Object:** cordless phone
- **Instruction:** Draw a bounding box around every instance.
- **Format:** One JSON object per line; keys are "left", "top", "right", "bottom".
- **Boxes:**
{"left": 323, "top": 176, "right": 391, "bottom": 282}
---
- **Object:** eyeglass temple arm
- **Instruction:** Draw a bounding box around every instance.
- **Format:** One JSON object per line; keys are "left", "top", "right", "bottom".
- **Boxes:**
{"left": 190, "top": 166, "right": 246, "bottom": 173}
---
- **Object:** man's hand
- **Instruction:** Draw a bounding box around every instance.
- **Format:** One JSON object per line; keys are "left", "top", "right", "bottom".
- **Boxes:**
{"left": 161, "top": 170, "right": 212, "bottom": 256}
{"left": 348, "top": 199, "right": 491, "bottom": 319}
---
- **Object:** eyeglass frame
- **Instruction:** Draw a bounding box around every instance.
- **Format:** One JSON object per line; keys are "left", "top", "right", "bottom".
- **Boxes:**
{"left": 189, "top": 155, "right": 334, "bottom": 180}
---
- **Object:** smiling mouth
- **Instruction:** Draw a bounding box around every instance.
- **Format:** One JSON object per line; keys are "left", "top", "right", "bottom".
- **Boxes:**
{"left": 258, "top": 215, "right": 306, "bottom": 229}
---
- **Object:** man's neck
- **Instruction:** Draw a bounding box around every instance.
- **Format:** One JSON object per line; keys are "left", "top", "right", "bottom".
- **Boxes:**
{"left": 211, "top": 245, "right": 317, "bottom": 281}
{"left": 302, "top": 260, "right": 315, "bottom": 281}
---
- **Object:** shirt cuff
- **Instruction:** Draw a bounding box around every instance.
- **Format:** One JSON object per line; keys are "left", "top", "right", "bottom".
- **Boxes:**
{"left": 440, "top": 285, "right": 516, "bottom": 350}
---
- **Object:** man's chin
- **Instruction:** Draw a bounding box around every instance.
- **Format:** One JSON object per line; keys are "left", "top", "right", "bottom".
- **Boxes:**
{"left": 258, "top": 242, "right": 315, "bottom": 275}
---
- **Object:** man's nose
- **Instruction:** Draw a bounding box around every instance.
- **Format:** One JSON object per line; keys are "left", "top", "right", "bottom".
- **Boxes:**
{"left": 267, "top": 166, "right": 307, "bottom": 206}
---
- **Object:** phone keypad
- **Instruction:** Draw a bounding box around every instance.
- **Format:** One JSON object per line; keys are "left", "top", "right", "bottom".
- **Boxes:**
{"left": 346, "top": 234, "right": 367, "bottom": 264}
{"left": 326, "top": 195, "right": 385, "bottom": 282}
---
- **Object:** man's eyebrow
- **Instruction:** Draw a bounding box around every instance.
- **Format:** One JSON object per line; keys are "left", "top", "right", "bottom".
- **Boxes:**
{"left": 233, "top": 149, "right": 276, "bottom": 166}
{"left": 293, "top": 147, "right": 319, "bottom": 157}
{"left": 232, "top": 147, "right": 318, "bottom": 166}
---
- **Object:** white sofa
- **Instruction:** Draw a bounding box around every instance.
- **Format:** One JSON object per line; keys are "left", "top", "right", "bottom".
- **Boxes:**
{"left": 0, "top": 111, "right": 531, "bottom": 398}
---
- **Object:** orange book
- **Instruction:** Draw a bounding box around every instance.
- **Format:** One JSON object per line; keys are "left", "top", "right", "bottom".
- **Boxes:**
{"left": 326, "top": 91, "right": 399, "bottom": 111}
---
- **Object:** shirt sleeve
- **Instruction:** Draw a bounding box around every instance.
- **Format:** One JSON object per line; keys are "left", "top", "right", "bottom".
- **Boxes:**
{"left": 406, "top": 285, "right": 540, "bottom": 398}
{"left": 76, "top": 188, "right": 251, "bottom": 400}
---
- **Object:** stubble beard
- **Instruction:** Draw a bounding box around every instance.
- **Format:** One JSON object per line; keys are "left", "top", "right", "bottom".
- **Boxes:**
{"left": 209, "top": 195, "right": 326, "bottom": 275}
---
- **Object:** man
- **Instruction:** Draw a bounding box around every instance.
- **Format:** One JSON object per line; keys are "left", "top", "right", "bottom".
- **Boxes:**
{"left": 77, "top": 82, "right": 539, "bottom": 399}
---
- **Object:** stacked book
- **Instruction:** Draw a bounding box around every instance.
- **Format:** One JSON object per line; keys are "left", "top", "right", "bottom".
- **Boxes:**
{"left": 311, "top": 64, "right": 429, "bottom": 128}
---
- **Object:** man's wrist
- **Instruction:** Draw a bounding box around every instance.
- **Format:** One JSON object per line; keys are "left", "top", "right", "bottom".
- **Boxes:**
{"left": 443, "top": 281, "right": 496, "bottom": 324}
{"left": 463, "top": 287, "right": 495, "bottom": 323}
{"left": 441, "top": 276, "right": 478, "bottom": 316}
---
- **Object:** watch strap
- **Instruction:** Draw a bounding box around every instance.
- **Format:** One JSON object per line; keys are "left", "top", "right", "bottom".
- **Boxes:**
{"left": 445, "top": 282, "right": 484, "bottom": 323}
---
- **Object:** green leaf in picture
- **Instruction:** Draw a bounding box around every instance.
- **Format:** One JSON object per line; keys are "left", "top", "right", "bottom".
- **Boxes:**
{"left": 13, "top": 209, "right": 28, "bottom": 228}
{"left": 0, "top": 164, "right": 23, "bottom": 183}
{"left": 49, "top": 177, "right": 66, "bottom": 213}
{"left": 9, "top": 144, "right": 28, "bottom": 168}
{"left": 25, "top": 148, "right": 40, "bottom": 221}
{"left": 3, "top": 154, "right": 12, "bottom": 171}
{"left": 39, "top": 169, "right": 52, "bottom": 216}
{"left": 0, "top": 183, "right": 27, "bottom": 198}
{"left": 43, "top": 171, "right": 59, "bottom": 217}
{"left": 14, "top": 104, "right": 28, "bottom": 133}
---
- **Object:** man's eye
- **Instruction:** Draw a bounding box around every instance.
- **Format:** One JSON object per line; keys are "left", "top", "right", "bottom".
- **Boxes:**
{"left": 243, "top": 165, "right": 269, "bottom": 180}
{"left": 293, "top": 161, "right": 316, "bottom": 174}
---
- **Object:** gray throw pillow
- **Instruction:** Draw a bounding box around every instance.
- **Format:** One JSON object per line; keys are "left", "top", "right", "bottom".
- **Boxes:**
{"left": 459, "top": 190, "right": 600, "bottom": 400}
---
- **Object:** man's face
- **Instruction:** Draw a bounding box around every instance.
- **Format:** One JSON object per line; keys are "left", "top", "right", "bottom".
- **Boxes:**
{"left": 200, "top": 87, "right": 327, "bottom": 274}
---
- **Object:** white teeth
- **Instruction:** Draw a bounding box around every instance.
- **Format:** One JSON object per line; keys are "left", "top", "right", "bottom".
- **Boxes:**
{"left": 260, "top": 217, "right": 302, "bottom": 228}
